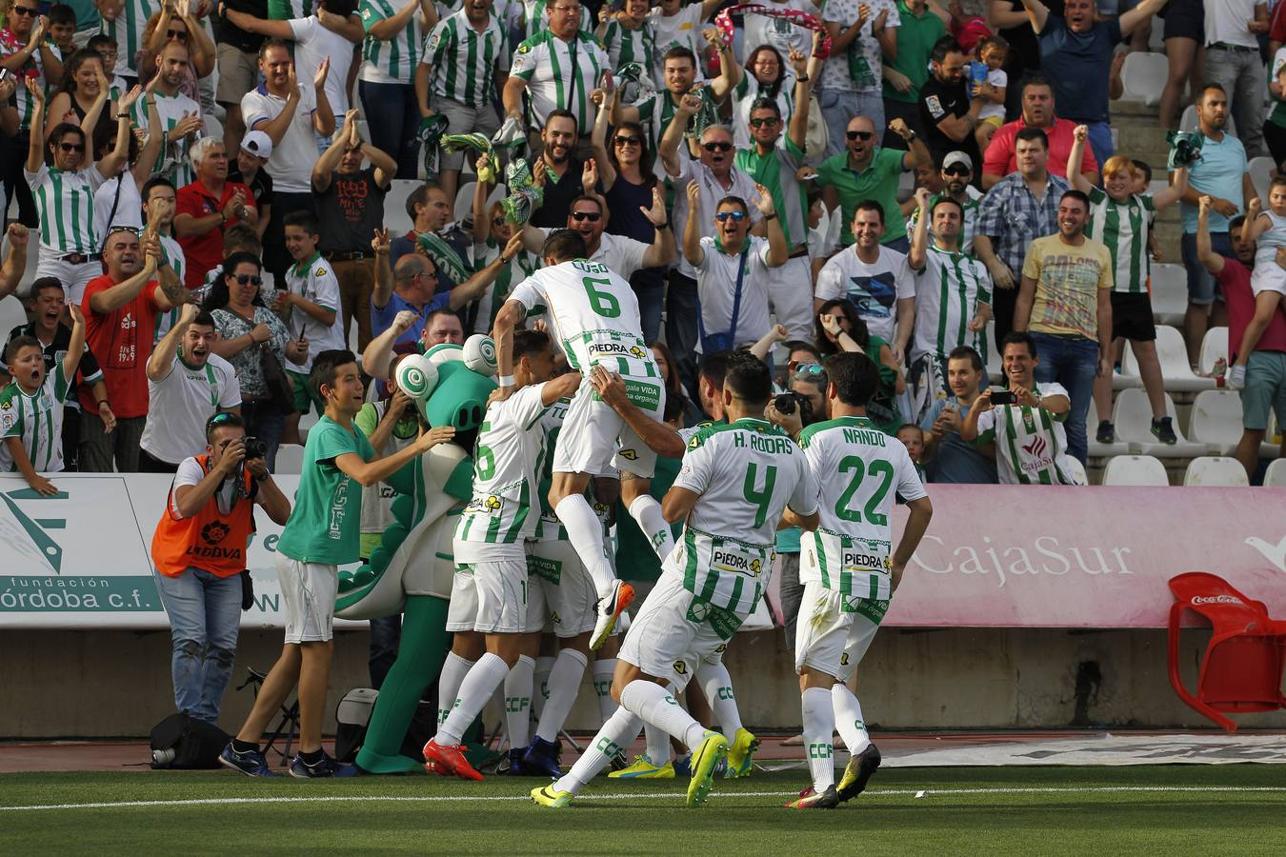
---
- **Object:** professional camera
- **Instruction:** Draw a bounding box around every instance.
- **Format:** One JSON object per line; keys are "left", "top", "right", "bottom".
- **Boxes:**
{"left": 771, "top": 392, "right": 814, "bottom": 424}
{"left": 243, "top": 436, "right": 267, "bottom": 460}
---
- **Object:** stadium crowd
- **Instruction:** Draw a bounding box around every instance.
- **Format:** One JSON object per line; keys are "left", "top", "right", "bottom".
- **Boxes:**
{"left": 0, "top": 0, "right": 1284, "bottom": 793}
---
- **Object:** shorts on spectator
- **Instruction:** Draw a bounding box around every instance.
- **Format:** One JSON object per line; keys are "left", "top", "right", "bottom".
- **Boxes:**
{"left": 1242, "top": 351, "right": 1286, "bottom": 432}
{"left": 287, "top": 369, "right": 324, "bottom": 416}
{"left": 445, "top": 558, "right": 529, "bottom": 634}
{"left": 431, "top": 96, "right": 501, "bottom": 171}
{"left": 1111, "top": 291, "right": 1157, "bottom": 341}
{"left": 1251, "top": 260, "right": 1286, "bottom": 298}
{"left": 979, "top": 115, "right": 1004, "bottom": 130}
{"left": 217, "top": 44, "right": 258, "bottom": 106}
{"left": 1162, "top": 0, "right": 1204, "bottom": 42}
{"left": 278, "top": 558, "right": 338, "bottom": 644}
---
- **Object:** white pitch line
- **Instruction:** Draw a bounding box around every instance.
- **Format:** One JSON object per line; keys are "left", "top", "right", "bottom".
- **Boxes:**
{"left": 3, "top": 785, "right": 1286, "bottom": 813}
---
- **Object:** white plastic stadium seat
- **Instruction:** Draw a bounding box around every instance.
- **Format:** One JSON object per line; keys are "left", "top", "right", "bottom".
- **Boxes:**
{"left": 1189, "top": 390, "right": 1244, "bottom": 455}
{"left": 1264, "top": 458, "right": 1286, "bottom": 487}
{"left": 384, "top": 179, "right": 422, "bottom": 237}
{"left": 0, "top": 295, "right": 25, "bottom": 337}
{"left": 1101, "top": 454, "right": 1170, "bottom": 486}
{"left": 1088, "top": 397, "right": 1129, "bottom": 458}
{"left": 1179, "top": 105, "right": 1198, "bottom": 132}
{"left": 1198, "top": 326, "right": 1229, "bottom": 376}
{"left": 1122, "top": 325, "right": 1214, "bottom": 392}
{"left": 1149, "top": 263, "right": 1188, "bottom": 326}
{"left": 203, "top": 114, "right": 223, "bottom": 144}
{"left": 1110, "top": 348, "right": 1143, "bottom": 391}
{"left": 1248, "top": 156, "right": 1276, "bottom": 208}
{"left": 1183, "top": 455, "right": 1249, "bottom": 486}
{"left": 454, "top": 180, "right": 477, "bottom": 225}
{"left": 1121, "top": 51, "right": 1167, "bottom": 105}
{"left": 275, "top": 443, "right": 304, "bottom": 475}
{"left": 1112, "top": 388, "right": 1210, "bottom": 457}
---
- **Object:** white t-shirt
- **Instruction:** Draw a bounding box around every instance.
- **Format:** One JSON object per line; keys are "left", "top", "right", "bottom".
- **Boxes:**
{"left": 94, "top": 173, "right": 145, "bottom": 245}
{"left": 141, "top": 353, "right": 242, "bottom": 465}
{"left": 814, "top": 244, "right": 914, "bottom": 344}
{"left": 240, "top": 84, "right": 321, "bottom": 193}
{"left": 537, "top": 228, "right": 650, "bottom": 282}
{"left": 978, "top": 68, "right": 1007, "bottom": 122}
{"left": 1205, "top": 0, "right": 1259, "bottom": 48}
{"left": 171, "top": 455, "right": 240, "bottom": 518}
{"left": 668, "top": 155, "right": 762, "bottom": 278}
{"left": 509, "top": 259, "right": 657, "bottom": 377}
{"left": 694, "top": 236, "right": 774, "bottom": 348}
{"left": 290, "top": 16, "right": 357, "bottom": 115}
{"left": 649, "top": 2, "right": 708, "bottom": 81}
{"left": 742, "top": 0, "right": 816, "bottom": 60}
{"left": 454, "top": 383, "right": 549, "bottom": 561}
{"left": 284, "top": 253, "right": 347, "bottom": 372}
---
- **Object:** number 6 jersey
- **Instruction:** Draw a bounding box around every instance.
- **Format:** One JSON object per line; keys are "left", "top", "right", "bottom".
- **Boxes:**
{"left": 798, "top": 415, "right": 927, "bottom": 601}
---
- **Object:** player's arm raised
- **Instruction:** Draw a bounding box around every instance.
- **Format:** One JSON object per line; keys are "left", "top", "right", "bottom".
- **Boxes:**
{"left": 540, "top": 371, "right": 584, "bottom": 406}
{"left": 491, "top": 297, "right": 530, "bottom": 399}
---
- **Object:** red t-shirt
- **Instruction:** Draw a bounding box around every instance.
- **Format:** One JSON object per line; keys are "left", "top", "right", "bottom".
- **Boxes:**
{"left": 176, "top": 179, "right": 256, "bottom": 289}
{"left": 983, "top": 117, "right": 1099, "bottom": 181}
{"left": 79, "top": 274, "right": 161, "bottom": 418}
{"left": 1219, "top": 259, "right": 1286, "bottom": 361}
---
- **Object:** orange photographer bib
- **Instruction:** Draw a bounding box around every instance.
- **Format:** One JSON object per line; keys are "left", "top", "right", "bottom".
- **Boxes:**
{"left": 151, "top": 454, "right": 257, "bottom": 578}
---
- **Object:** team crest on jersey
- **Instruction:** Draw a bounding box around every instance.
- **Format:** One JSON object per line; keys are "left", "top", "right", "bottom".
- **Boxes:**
{"left": 687, "top": 434, "right": 701, "bottom": 450}
{"left": 517, "top": 42, "right": 531, "bottom": 53}
{"left": 750, "top": 558, "right": 762, "bottom": 574}
{"left": 315, "top": 267, "right": 328, "bottom": 278}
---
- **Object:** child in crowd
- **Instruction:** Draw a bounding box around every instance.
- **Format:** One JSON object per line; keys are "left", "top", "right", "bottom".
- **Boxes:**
{"left": 47, "top": 4, "right": 77, "bottom": 57}
{"left": 896, "top": 422, "right": 928, "bottom": 480}
{"left": 0, "top": 304, "right": 88, "bottom": 494}
{"left": 972, "top": 36, "right": 1008, "bottom": 153}
{"left": 1230, "top": 177, "right": 1286, "bottom": 389}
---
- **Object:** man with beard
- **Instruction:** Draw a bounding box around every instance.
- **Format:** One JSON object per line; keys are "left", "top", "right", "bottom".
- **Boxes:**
{"left": 241, "top": 39, "right": 335, "bottom": 280}
{"left": 906, "top": 151, "right": 982, "bottom": 254}
{"left": 819, "top": 113, "right": 927, "bottom": 252}
{"left": 661, "top": 95, "right": 761, "bottom": 396}
{"left": 520, "top": 192, "right": 674, "bottom": 281}
{"left": 529, "top": 110, "right": 588, "bottom": 228}
{"left": 129, "top": 40, "right": 204, "bottom": 188}
{"left": 814, "top": 201, "right": 913, "bottom": 352}
{"left": 140, "top": 304, "right": 242, "bottom": 473}
{"left": 612, "top": 45, "right": 704, "bottom": 158}
{"left": 918, "top": 345, "right": 998, "bottom": 483}
{"left": 981, "top": 76, "right": 1098, "bottom": 190}
{"left": 917, "top": 37, "right": 982, "bottom": 176}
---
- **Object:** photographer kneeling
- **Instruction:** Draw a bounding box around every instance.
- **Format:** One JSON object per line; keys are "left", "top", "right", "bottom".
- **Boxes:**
{"left": 150, "top": 413, "right": 292, "bottom": 725}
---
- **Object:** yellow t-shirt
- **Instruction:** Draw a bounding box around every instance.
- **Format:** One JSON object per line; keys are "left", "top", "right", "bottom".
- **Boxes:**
{"left": 1021, "top": 234, "right": 1113, "bottom": 340}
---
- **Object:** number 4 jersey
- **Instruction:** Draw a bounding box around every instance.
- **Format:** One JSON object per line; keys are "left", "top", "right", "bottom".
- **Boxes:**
{"left": 664, "top": 418, "right": 818, "bottom": 615}
{"left": 798, "top": 416, "right": 926, "bottom": 602}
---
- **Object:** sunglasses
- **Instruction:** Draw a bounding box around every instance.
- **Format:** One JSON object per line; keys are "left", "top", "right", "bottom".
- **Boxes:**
{"left": 793, "top": 362, "right": 827, "bottom": 379}
{"left": 207, "top": 412, "right": 238, "bottom": 430}
{"left": 571, "top": 211, "right": 602, "bottom": 222}
{"left": 715, "top": 210, "right": 746, "bottom": 222}
{"left": 232, "top": 274, "right": 263, "bottom": 286}
{"left": 749, "top": 117, "right": 779, "bottom": 128}
{"left": 613, "top": 135, "right": 641, "bottom": 147}
{"left": 11, "top": 6, "right": 37, "bottom": 15}
{"left": 702, "top": 141, "right": 733, "bottom": 153}
{"left": 58, "top": 142, "right": 85, "bottom": 153}
{"left": 846, "top": 130, "right": 874, "bottom": 141}
{"left": 943, "top": 164, "right": 971, "bottom": 176}
{"left": 166, "top": 28, "right": 189, "bottom": 41}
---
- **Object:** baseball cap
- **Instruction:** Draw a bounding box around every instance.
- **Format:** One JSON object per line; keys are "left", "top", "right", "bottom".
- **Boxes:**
{"left": 240, "top": 130, "right": 273, "bottom": 159}
{"left": 942, "top": 151, "right": 973, "bottom": 171}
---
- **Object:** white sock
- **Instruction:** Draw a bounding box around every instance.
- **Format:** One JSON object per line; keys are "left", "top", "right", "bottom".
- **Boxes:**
{"left": 644, "top": 722, "right": 672, "bottom": 766}
{"left": 832, "top": 683, "right": 871, "bottom": 755}
{"left": 554, "top": 707, "right": 642, "bottom": 795}
{"left": 696, "top": 662, "right": 743, "bottom": 735}
{"left": 436, "top": 651, "right": 474, "bottom": 727}
{"left": 434, "top": 652, "right": 509, "bottom": 746}
{"left": 536, "top": 648, "right": 588, "bottom": 743}
{"left": 532, "top": 655, "right": 556, "bottom": 719}
{"left": 802, "top": 687, "right": 836, "bottom": 791}
{"left": 592, "top": 658, "right": 617, "bottom": 726}
{"left": 504, "top": 655, "right": 535, "bottom": 749}
{"left": 555, "top": 494, "right": 616, "bottom": 596}
{"left": 628, "top": 494, "right": 675, "bottom": 562}
{"left": 620, "top": 679, "right": 706, "bottom": 750}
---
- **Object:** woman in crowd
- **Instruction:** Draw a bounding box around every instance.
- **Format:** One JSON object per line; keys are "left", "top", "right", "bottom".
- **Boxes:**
{"left": 204, "top": 251, "right": 304, "bottom": 470}
{"left": 44, "top": 49, "right": 116, "bottom": 143}
{"left": 815, "top": 298, "right": 903, "bottom": 434}
{"left": 710, "top": 43, "right": 801, "bottom": 151}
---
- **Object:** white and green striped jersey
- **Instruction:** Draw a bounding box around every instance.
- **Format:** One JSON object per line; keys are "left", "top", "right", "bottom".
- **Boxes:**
{"left": 509, "top": 259, "right": 659, "bottom": 383}
{"left": 284, "top": 252, "right": 347, "bottom": 373}
{"left": 100, "top": 0, "right": 153, "bottom": 77}
{"left": 906, "top": 188, "right": 983, "bottom": 254}
{"left": 974, "top": 382, "right": 1084, "bottom": 485}
{"left": 25, "top": 164, "right": 104, "bottom": 256}
{"left": 531, "top": 396, "right": 569, "bottom": 542}
{"left": 797, "top": 416, "right": 925, "bottom": 602}
{"left": 732, "top": 71, "right": 797, "bottom": 151}
{"left": 421, "top": 9, "right": 510, "bottom": 108}
{"left": 131, "top": 91, "right": 203, "bottom": 190}
{"left": 4, "top": 40, "right": 62, "bottom": 132}
{"left": 909, "top": 242, "right": 992, "bottom": 365}
{"left": 1085, "top": 187, "right": 1155, "bottom": 295}
{"left": 470, "top": 238, "right": 536, "bottom": 335}
{"left": 360, "top": 0, "right": 424, "bottom": 84}
{"left": 520, "top": 0, "right": 593, "bottom": 39}
{"left": 510, "top": 30, "right": 609, "bottom": 131}
{"left": 0, "top": 364, "right": 70, "bottom": 473}
{"left": 153, "top": 235, "right": 188, "bottom": 344}
{"left": 663, "top": 418, "right": 818, "bottom": 615}
{"left": 454, "top": 383, "right": 550, "bottom": 560}
{"left": 633, "top": 90, "right": 681, "bottom": 153}
{"left": 599, "top": 18, "right": 656, "bottom": 81}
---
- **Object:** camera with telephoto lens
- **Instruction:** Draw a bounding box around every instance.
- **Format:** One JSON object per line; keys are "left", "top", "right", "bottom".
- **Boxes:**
{"left": 243, "top": 436, "right": 267, "bottom": 461}
{"left": 771, "top": 392, "right": 813, "bottom": 424}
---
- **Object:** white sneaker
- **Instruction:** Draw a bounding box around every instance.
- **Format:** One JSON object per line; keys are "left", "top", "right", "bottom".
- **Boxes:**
{"left": 590, "top": 580, "right": 635, "bottom": 651}
{"left": 1227, "top": 364, "right": 1246, "bottom": 390}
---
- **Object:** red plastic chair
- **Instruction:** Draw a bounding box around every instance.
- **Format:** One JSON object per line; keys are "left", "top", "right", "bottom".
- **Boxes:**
{"left": 1167, "top": 572, "right": 1286, "bottom": 732}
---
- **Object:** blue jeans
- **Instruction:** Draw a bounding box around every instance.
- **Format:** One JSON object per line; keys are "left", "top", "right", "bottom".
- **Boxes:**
{"left": 818, "top": 89, "right": 885, "bottom": 158}
{"left": 1181, "top": 230, "right": 1231, "bottom": 305}
{"left": 241, "top": 399, "right": 286, "bottom": 473}
{"left": 154, "top": 567, "right": 243, "bottom": 725}
{"left": 632, "top": 269, "right": 665, "bottom": 344}
{"left": 1030, "top": 333, "right": 1099, "bottom": 465}
{"left": 666, "top": 270, "right": 701, "bottom": 405}
{"left": 1085, "top": 121, "right": 1115, "bottom": 178}
{"left": 360, "top": 80, "right": 421, "bottom": 180}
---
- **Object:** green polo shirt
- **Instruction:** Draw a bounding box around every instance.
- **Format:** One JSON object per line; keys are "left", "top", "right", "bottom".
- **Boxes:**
{"left": 735, "top": 136, "right": 809, "bottom": 248}
{"left": 882, "top": 0, "right": 946, "bottom": 105}
{"left": 817, "top": 147, "right": 908, "bottom": 245}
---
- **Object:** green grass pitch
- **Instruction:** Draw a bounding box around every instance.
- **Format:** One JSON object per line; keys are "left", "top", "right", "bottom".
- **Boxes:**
{"left": 2, "top": 765, "right": 1285, "bottom": 855}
